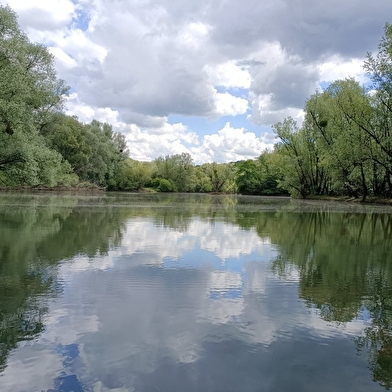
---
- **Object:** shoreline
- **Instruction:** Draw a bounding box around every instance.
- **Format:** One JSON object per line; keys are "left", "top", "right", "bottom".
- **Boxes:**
{"left": 0, "top": 185, "right": 105, "bottom": 193}
{"left": 1, "top": 187, "right": 392, "bottom": 206}
{"left": 303, "top": 195, "right": 392, "bottom": 205}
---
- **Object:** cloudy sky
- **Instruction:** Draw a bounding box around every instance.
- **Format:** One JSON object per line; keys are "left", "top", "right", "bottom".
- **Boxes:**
{"left": 2, "top": 0, "right": 391, "bottom": 163}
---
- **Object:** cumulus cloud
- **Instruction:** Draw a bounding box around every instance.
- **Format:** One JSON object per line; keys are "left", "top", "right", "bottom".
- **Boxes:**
{"left": 318, "top": 55, "right": 369, "bottom": 85}
{"left": 5, "top": 0, "right": 76, "bottom": 31}
{"left": 205, "top": 62, "right": 251, "bottom": 89}
{"left": 1, "top": 0, "right": 390, "bottom": 162}
{"left": 248, "top": 93, "right": 306, "bottom": 127}
{"left": 214, "top": 92, "right": 249, "bottom": 117}
{"left": 191, "top": 122, "right": 274, "bottom": 163}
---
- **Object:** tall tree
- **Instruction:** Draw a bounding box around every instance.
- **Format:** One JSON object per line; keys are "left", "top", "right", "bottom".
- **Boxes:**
{"left": 304, "top": 81, "right": 372, "bottom": 199}
{"left": 76, "top": 120, "right": 128, "bottom": 187}
{"left": 0, "top": 6, "right": 72, "bottom": 186}
{"left": 273, "top": 117, "right": 325, "bottom": 198}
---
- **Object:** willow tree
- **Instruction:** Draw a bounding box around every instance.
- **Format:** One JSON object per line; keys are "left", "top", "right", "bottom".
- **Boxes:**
{"left": 0, "top": 5, "right": 72, "bottom": 186}
{"left": 273, "top": 117, "right": 328, "bottom": 198}
{"left": 154, "top": 153, "right": 195, "bottom": 192}
{"left": 362, "top": 23, "right": 392, "bottom": 197}
{"left": 304, "top": 80, "right": 373, "bottom": 199}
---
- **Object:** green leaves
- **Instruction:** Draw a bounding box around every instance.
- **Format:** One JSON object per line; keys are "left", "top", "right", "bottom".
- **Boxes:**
{"left": 0, "top": 5, "right": 72, "bottom": 187}
{"left": 154, "top": 153, "right": 195, "bottom": 192}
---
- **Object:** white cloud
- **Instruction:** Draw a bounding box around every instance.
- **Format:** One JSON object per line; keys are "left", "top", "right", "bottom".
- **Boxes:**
{"left": 248, "top": 93, "right": 306, "bottom": 126}
{"left": 53, "top": 28, "right": 107, "bottom": 64}
{"left": 205, "top": 62, "right": 251, "bottom": 89}
{"left": 192, "top": 122, "right": 274, "bottom": 163}
{"left": 214, "top": 92, "right": 249, "bottom": 117}
{"left": 244, "top": 42, "right": 319, "bottom": 125}
{"left": 66, "top": 93, "right": 121, "bottom": 125}
{"left": 318, "top": 55, "right": 369, "bottom": 85}
{"left": 49, "top": 46, "right": 77, "bottom": 70}
{"left": 125, "top": 123, "right": 198, "bottom": 161}
{"left": 4, "top": 0, "right": 76, "bottom": 30}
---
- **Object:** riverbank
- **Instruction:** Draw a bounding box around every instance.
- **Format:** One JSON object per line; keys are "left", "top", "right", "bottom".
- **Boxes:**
{"left": 305, "top": 195, "right": 392, "bottom": 205}
{"left": 1, "top": 187, "right": 392, "bottom": 206}
{"left": 0, "top": 183, "right": 105, "bottom": 192}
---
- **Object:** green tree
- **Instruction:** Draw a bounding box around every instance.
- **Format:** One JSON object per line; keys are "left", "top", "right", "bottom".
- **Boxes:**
{"left": 235, "top": 159, "right": 263, "bottom": 195}
{"left": 76, "top": 120, "right": 128, "bottom": 187}
{"left": 193, "top": 165, "right": 213, "bottom": 193}
{"left": 362, "top": 23, "right": 392, "bottom": 197}
{"left": 40, "top": 114, "right": 92, "bottom": 174}
{"left": 204, "top": 162, "right": 235, "bottom": 193}
{"left": 110, "top": 158, "right": 153, "bottom": 191}
{"left": 0, "top": 6, "right": 72, "bottom": 186}
{"left": 154, "top": 153, "right": 195, "bottom": 192}
{"left": 273, "top": 117, "right": 326, "bottom": 198}
{"left": 304, "top": 81, "right": 372, "bottom": 199}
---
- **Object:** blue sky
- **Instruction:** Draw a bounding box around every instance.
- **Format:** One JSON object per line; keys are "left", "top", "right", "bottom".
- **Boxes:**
{"left": 1, "top": 0, "right": 387, "bottom": 163}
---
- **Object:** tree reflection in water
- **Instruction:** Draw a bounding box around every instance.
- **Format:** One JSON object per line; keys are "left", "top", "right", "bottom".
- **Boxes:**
{"left": 262, "top": 211, "right": 392, "bottom": 389}
{"left": 0, "top": 194, "right": 128, "bottom": 373}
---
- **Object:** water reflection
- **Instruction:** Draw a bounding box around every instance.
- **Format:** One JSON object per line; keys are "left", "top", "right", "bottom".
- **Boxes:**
{"left": 0, "top": 194, "right": 391, "bottom": 391}
{"left": 268, "top": 212, "right": 392, "bottom": 390}
{"left": 0, "top": 194, "right": 129, "bottom": 378}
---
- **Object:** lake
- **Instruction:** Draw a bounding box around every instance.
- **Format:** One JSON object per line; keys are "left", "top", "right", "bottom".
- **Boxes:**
{"left": 0, "top": 192, "right": 392, "bottom": 392}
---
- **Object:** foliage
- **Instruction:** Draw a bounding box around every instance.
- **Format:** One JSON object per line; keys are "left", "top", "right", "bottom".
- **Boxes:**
{"left": 75, "top": 120, "right": 127, "bottom": 187}
{"left": 158, "top": 178, "right": 177, "bottom": 192}
{"left": 235, "top": 153, "right": 287, "bottom": 196}
{"left": 193, "top": 162, "right": 236, "bottom": 193}
{"left": 0, "top": 6, "right": 74, "bottom": 187}
{"left": 109, "top": 158, "right": 153, "bottom": 191}
{"left": 154, "top": 153, "right": 195, "bottom": 192}
{"left": 193, "top": 165, "right": 213, "bottom": 193}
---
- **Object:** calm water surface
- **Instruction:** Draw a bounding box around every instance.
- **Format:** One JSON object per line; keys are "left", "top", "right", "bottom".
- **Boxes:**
{"left": 1, "top": 192, "right": 392, "bottom": 391}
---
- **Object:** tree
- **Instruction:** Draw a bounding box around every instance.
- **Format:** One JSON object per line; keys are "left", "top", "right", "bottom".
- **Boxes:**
{"left": 75, "top": 120, "right": 128, "bottom": 187}
{"left": 273, "top": 117, "right": 326, "bottom": 198}
{"left": 193, "top": 165, "right": 213, "bottom": 193}
{"left": 110, "top": 158, "right": 153, "bottom": 191}
{"left": 304, "top": 81, "right": 372, "bottom": 199}
{"left": 154, "top": 153, "right": 195, "bottom": 192}
{"left": 0, "top": 6, "right": 72, "bottom": 186}
{"left": 235, "top": 159, "right": 263, "bottom": 195}
{"left": 362, "top": 23, "right": 392, "bottom": 197}
{"left": 204, "top": 162, "right": 235, "bottom": 193}
{"left": 40, "top": 114, "right": 92, "bottom": 175}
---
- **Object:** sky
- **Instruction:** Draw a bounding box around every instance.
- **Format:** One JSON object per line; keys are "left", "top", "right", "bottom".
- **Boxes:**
{"left": 1, "top": 0, "right": 391, "bottom": 163}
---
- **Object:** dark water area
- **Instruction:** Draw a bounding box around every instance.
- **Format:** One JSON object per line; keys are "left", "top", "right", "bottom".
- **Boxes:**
{"left": 0, "top": 192, "right": 392, "bottom": 391}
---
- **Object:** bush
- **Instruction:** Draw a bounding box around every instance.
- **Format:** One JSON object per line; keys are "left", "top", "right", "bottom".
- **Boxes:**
{"left": 158, "top": 179, "right": 177, "bottom": 192}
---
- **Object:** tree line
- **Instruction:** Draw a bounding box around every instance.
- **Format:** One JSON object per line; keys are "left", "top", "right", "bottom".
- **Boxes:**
{"left": 2, "top": 4, "right": 392, "bottom": 199}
